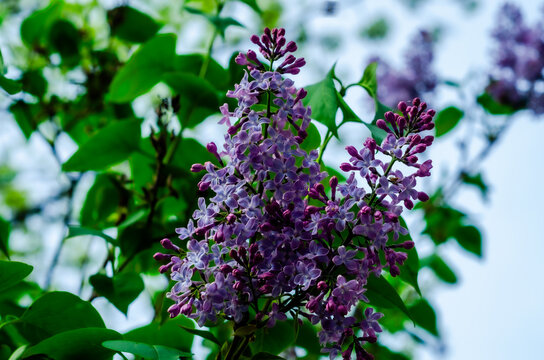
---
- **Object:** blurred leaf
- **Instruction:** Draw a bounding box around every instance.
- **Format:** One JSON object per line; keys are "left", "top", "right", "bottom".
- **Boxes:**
{"left": 0, "top": 261, "right": 32, "bottom": 292}
{"left": 361, "top": 18, "right": 389, "bottom": 40}
{"left": 89, "top": 272, "right": 144, "bottom": 315}
{"left": 108, "top": 6, "right": 160, "bottom": 43}
{"left": 107, "top": 34, "right": 177, "bottom": 103}
{"left": 19, "top": 291, "right": 105, "bottom": 344}
{"left": 21, "top": 70, "right": 47, "bottom": 98}
{"left": 454, "top": 225, "right": 482, "bottom": 257}
{"left": 358, "top": 62, "right": 378, "bottom": 99}
{"left": 80, "top": 174, "right": 121, "bottom": 228}
{"left": 409, "top": 299, "right": 439, "bottom": 337}
{"left": 428, "top": 255, "right": 457, "bottom": 284}
{"left": 0, "top": 217, "right": 10, "bottom": 258}
{"left": 102, "top": 340, "right": 192, "bottom": 360}
{"left": 0, "top": 75, "right": 21, "bottom": 94}
{"left": 184, "top": 7, "right": 244, "bottom": 38}
{"left": 395, "top": 217, "right": 421, "bottom": 295}
{"left": 366, "top": 342, "right": 410, "bottom": 360}
{"left": 66, "top": 226, "right": 117, "bottom": 245}
{"left": 303, "top": 68, "right": 339, "bottom": 137}
{"left": 250, "top": 320, "right": 295, "bottom": 355}
{"left": 434, "top": 106, "right": 463, "bottom": 137}
{"left": 48, "top": 19, "right": 80, "bottom": 67}
{"left": 295, "top": 320, "right": 320, "bottom": 355}
{"left": 63, "top": 119, "right": 141, "bottom": 171}
{"left": 21, "top": 0, "right": 63, "bottom": 46}
{"left": 366, "top": 275, "right": 413, "bottom": 322}
{"left": 461, "top": 172, "right": 488, "bottom": 198}
{"left": 236, "top": 0, "right": 262, "bottom": 13}
{"left": 422, "top": 204, "right": 465, "bottom": 245}
{"left": 162, "top": 72, "right": 219, "bottom": 109}
{"left": 9, "top": 101, "right": 42, "bottom": 139}
{"left": 125, "top": 316, "right": 195, "bottom": 353}
{"left": 251, "top": 353, "right": 285, "bottom": 360}
{"left": 179, "top": 326, "right": 220, "bottom": 346}
{"left": 0, "top": 49, "right": 5, "bottom": 75}
{"left": 175, "top": 54, "right": 230, "bottom": 91}
{"left": 477, "top": 92, "right": 517, "bottom": 115}
{"left": 22, "top": 328, "right": 121, "bottom": 360}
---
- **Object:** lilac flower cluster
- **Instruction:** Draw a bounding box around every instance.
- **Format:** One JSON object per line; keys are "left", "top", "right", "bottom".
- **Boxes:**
{"left": 155, "top": 29, "right": 436, "bottom": 359}
{"left": 371, "top": 30, "right": 437, "bottom": 108}
{"left": 486, "top": 3, "right": 544, "bottom": 114}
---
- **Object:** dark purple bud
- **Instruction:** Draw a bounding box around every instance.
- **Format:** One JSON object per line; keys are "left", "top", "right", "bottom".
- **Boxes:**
{"left": 198, "top": 181, "right": 211, "bottom": 191}
{"left": 297, "top": 129, "right": 307, "bottom": 139}
{"left": 384, "top": 111, "right": 396, "bottom": 124}
{"left": 315, "top": 183, "right": 326, "bottom": 198}
{"left": 374, "top": 211, "right": 382, "bottom": 221}
{"left": 158, "top": 264, "right": 171, "bottom": 273}
{"left": 340, "top": 163, "right": 357, "bottom": 172}
{"left": 232, "top": 269, "right": 244, "bottom": 279}
{"left": 417, "top": 191, "right": 430, "bottom": 202}
{"left": 402, "top": 241, "right": 415, "bottom": 249}
{"left": 160, "top": 238, "right": 180, "bottom": 252}
{"left": 411, "top": 134, "right": 421, "bottom": 145}
{"left": 259, "top": 284, "right": 272, "bottom": 293}
{"left": 191, "top": 163, "right": 205, "bottom": 172}
{"left": 214, "top": 229, "right": 224, "bottom": 243}
{"left": 247, "top": 49, "right": 258, "bottom": 62}
{"left": 427, "top": 109, "right": 436, "bottom": 117}
{"left": 306, "top": 298, "right": 319, "bottom": 312}
{"left": 414, "top": 144, "right": 427, "bottom": 154}
{"left": 233, "top": 281, "right": 244, "bottom": 291}
{"left": 329, "top": 176, "right": 338, "bottom": 189}
{"left": 260, "top": 222, "right": 275, "bottom": 232}
{"left": 220, "top": 264, "right": 233, "bottom": 274}
{"left": 406, "top": 155, "right": 418, "bottom": 164}
{"left": 250, "top": 35, "right": 261, "bottom": 44}
{"left": 384, "top": 212, "right": 398, "bottom": 222}
{"left": 337, "top": 305, "right": 348, "bottom": 316}
{"left": 364, "top": 137, "right": 377, "bottom": 152}
{"left": 238, "top": 246, "right": 247, "bottom": 259}
{"left": 390, "top": 264, "right": 400, "bottom": 277}
{"left": 180, "top": 303, "right": 192, "bottom": 315}
{"left": 153, "top": 252, "right": 172, "bottom": 261}
{"left": 398, "top": 101, "right": 407, "bottom": 112}
{"left": 226, "top": 213, "right": 236, "bottom": 224}
{"left": 285, "top": 41, "right": 297, "bottom": 52}
{"left": 422, "top": 135, "right": 434, "bottom": 146}
{"left": 317, "top": 281, "right": 328, "bottom": 291}
{"left": 168, "top": 303, "right": 182, "bottom": 318}
{"left": 230, "top": 249, "right": 239, "bottom": 261}
{"left": 376, "top": 119, "right": 389, "bottom": 132}
{"left": 235, "top": 52, "right": 249, "bottom": 66}
{"left": 404, "top": 199, "right": 414, "bottom": 210}
{"left": 346, "top": 145, "right": 360, "bottom": 158}
{"left": 412, "top": 97, "right": 421, "bottom": 106}
{"left": 326, "top": 299, "right": 336, "bottom": 313}
{"left": 259, "top": 272, "right": 275, "bottom": 280}
{"left": 249, "top": 243, "right": 258, "bottom": 256}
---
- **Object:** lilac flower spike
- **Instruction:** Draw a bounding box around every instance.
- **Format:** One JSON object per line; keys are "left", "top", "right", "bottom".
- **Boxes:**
{"left": 155, "top": 29, "right": 436, "bottom": 359}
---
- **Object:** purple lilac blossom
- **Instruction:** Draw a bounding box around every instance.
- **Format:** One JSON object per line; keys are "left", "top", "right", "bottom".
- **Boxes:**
{"left": 155, "top": 28, "right": 436, "bottom": 359}
{"left": 486, "top": 3, "right": 544, "bottom": 114}
{"left": 370, "top": 30, "right": 437, "bottom": 108}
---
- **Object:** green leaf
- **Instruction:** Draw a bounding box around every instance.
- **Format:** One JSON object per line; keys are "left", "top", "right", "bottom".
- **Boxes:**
{"left": 461, "top": 172, "right": 488, "bottom": 198}
{"left": 62, "top": 119, "right": 141, "bottom": 171}
{"left": 22, "top": 328, "right": 121, "bottom": 360}
{"left": 162, "top": 72, "right": 219, "bottom": 109}
{"left": 179, "top": 325, "right": 222, "bottom": 346}
{"left": 108, "top": 6, "right": 160, "bottom": 43}
{"left": 125, "top": 316, "right": 195, "bottom": 353}
{"left": 183, "top": 7, "right": 244, "bottom": 38}
{"left": 300, "top": 122, "right": 321, "bottom": 152}
{"left": 250, "top": 320, "right": 295, "bottom": 355}
{"left": 434, "top": 106, "right": 463, "bottom": 137}
{"left": 9, "top": 101, "right": 41, "bottom": 139}
{"left": 107, "top": 34, "right": 177, "bottom": 103}
{"left": 454, "top": 225, "right": 482, "bottom": 257}
{"left": 20, "top": 0, "right": 63, "bottom": 46}
{"left": 66, "top": 226, "right": 117, "bottom": 245}
{"left": 251, "top": 353, "right": 285, "bottom": 360}
{"left": 477, "top": 92, "right": 517, "bottom": 115}
{"left": 365, "top": 275, "right": 413, "bottom": 322}
{"left": 422, "top": 204, "right": 466, "bottom": 245}
{"left": 0, "top": 49, "right": 5, "bottom": 75}
{"left": 175, "top": 54, "right": 230, "bottom": 91}
{"left": 0, "top": 75, "right": 21, "bottom": 94}
{"left": 409, "top": 299, "right": 439, "bottom": 337}
{"left": 102, "top": 340, "right": 192, "bottom": 360}
{"left": 48, "top": 19, "right": 81, "bottom": 67}
{"left": 398, "top": 247, "right": 421, "bottom": 296}
{"left": 80, "top": 174, "right": 122, "bottom": 228}
{"left": 179, "top": 326, "right": 221, "bottom": 346}
{"left": 336, "top": 93, "right": 388, "bottom": 143}
{"left": 303, "top": 69, "right": 339, "bottom": 137}
{"left": 358, "top": 62, "right": 378, "bottom": 98}
{"left": 19, "top": 291, "right": 105, "bottom": 344}
{"left": 89, "top": 272, "right": 145, "bottom": 315}
{"left": 0, "top": 261, "right": 33, "bottom": 292}
{"left": 295, "top": 320, "right": 321, "bottom": 355}
{"left": 428, "top": 255, "right": 457, "bottom": 284}
{"left": 21, "top": 70, "right": 47, "bottom": 98}
{"left": 0, "top": 217, "right": 10, "bottom": 258}
{"left": 236, "top": 0, "right": 263, "bottom": 13}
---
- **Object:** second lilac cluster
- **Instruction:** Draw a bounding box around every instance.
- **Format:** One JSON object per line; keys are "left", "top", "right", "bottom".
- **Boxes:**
{"left": 487, "top": 3, "right": 544, "bottom": 114}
